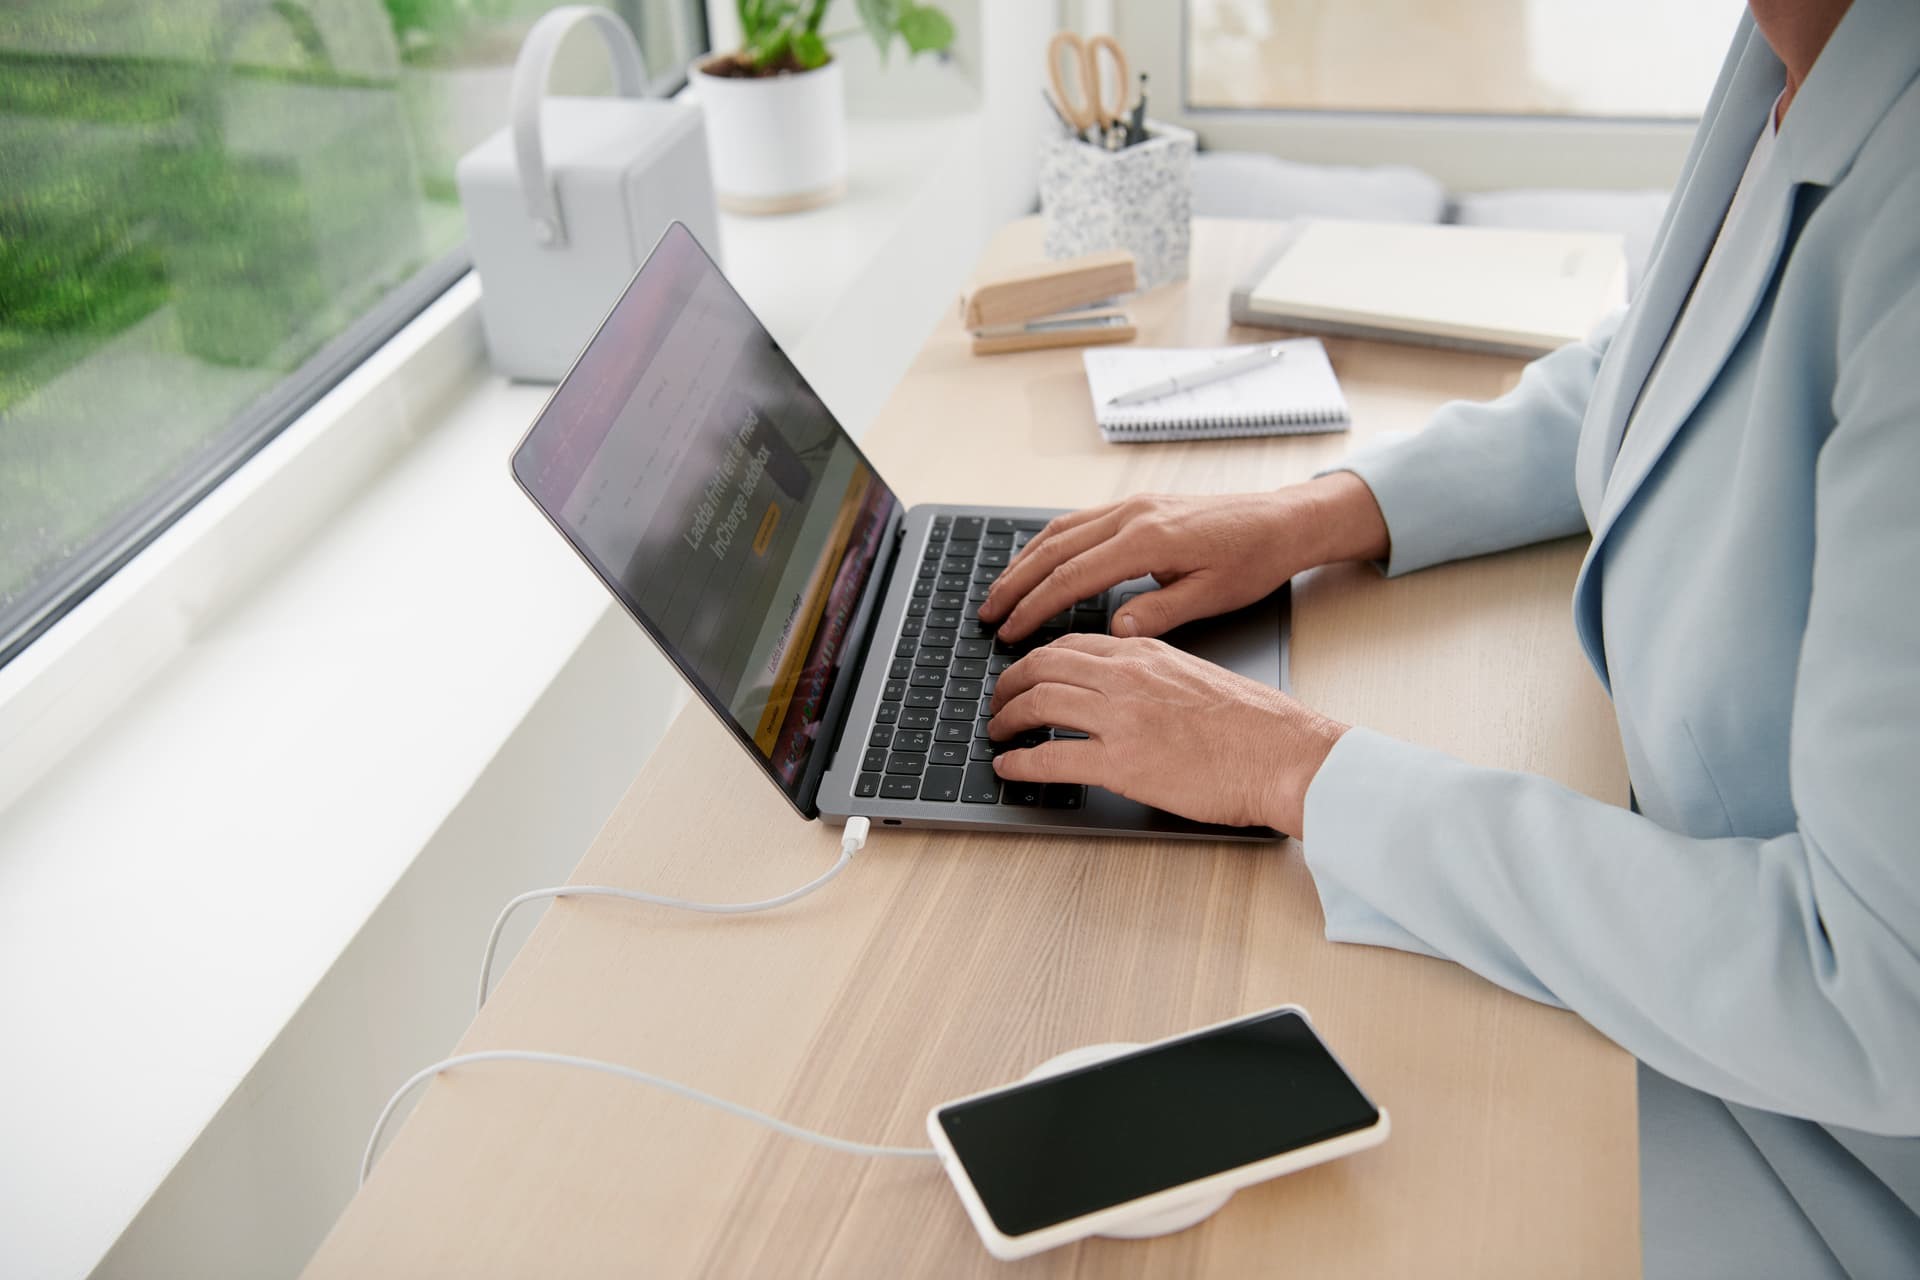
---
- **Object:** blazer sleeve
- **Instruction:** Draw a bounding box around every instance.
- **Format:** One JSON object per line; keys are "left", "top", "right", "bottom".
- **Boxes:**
{"left": 1329, "top": 308, "right": 1623, "bottom": 576}
{"left": 1300, "top": 271, "right": 1920, "bottom": 1135}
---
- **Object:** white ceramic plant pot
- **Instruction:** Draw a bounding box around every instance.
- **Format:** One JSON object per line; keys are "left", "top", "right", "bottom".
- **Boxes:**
{"left": 691, "top": 55, "right": 847, "bottom": 215}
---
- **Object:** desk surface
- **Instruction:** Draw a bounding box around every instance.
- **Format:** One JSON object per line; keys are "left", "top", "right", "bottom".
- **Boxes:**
{"left": 305, "top": 218, "right": 1637, "bottom": 1278}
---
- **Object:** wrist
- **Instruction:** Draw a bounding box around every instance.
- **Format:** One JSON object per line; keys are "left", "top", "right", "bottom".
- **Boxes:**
{"left": 1295, "top": 471, "right": 1391, "bottom": 567}
{"left": 1259, "top": 700, "right": 1350, "bottom": 837}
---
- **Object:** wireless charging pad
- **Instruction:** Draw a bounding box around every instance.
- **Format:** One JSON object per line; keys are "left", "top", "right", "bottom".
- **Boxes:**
{"left": 1021, "top": 1043, "right": 1236, "bottom": 1239}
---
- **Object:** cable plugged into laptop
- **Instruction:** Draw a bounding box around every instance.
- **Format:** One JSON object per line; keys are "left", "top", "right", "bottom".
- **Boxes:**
{"left": 476, "top": 816, "right": 872, "bottom": 1011}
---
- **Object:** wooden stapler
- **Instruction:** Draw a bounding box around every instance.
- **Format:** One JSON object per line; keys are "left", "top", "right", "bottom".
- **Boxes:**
{"left": 962, "top": 250, "right": 1138, "bottom": 355}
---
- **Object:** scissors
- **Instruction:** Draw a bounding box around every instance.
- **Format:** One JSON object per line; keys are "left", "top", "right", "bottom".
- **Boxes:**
{"left": 1047, "top": 31, "right": 1130, "bottom": 147}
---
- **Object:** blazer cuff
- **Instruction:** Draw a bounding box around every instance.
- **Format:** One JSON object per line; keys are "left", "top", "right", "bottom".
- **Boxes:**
{"left": 1318, "top": 436, "right": 1476, "bottom": 578}
{"left": 1300, "top": 728, "right": 1445, "bottom": 959}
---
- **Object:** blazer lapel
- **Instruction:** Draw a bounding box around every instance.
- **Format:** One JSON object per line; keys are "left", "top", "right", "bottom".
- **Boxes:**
{"left": 1571, "top": 22, "right": 1782, "bottom": 525}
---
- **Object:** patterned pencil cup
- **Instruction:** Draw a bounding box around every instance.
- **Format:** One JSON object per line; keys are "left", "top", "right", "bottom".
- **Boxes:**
{"left": 1038, "top": 121, "right": 1195, "bottom": 290}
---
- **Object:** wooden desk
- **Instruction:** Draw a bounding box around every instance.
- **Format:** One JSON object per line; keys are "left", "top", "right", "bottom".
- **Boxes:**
{"left": 305, "top": 219, "right": 1637, "bottom": 1277}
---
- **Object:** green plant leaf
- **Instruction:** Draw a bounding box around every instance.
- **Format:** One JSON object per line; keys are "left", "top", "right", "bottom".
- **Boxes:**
{"left": 792, "top": 30, "right": 829, "bottom": 68}
{"left": 897, "top": 3, "right": 954, "bottom": 55}
{"left": 854, "top": 0, "right": 900, "bottom": 62}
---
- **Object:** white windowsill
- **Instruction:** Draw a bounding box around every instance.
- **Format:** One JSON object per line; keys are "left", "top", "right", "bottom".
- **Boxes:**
{"left": 0, "top": 92, "right": 997, "bottom": 1278}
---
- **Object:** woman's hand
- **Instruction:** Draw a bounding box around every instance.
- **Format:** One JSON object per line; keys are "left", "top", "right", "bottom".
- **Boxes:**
{"left": 978, "top": 473, "right": 1391, "bottom": 644}
{"left": 987, "top": 633, "right": 1350, "bottom": 835}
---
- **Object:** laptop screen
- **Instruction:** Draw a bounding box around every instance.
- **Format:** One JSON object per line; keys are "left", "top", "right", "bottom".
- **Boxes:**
{"left": 511, "top": 223, "right": 900, "bottom": 810}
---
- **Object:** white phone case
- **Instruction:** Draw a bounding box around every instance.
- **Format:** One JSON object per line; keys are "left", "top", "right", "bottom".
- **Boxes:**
{"left": 926, "top": 1004, "right": 1390, "bottom": 1261}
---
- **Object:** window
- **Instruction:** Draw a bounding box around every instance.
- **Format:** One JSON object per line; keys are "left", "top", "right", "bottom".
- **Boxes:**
{"left": 1111, "top": 0, "right": 1743, "bottom": 191}
{"left": 1186, "top": 0, "right": 1745, "bottom": 119}
{"left": 0, "top": 0, "right": 707, "bottom": 668}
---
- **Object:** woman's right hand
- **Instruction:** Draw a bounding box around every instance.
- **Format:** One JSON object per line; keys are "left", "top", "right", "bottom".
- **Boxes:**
{"left": 978, "top": 471, "right": 1391, "bottom": 643}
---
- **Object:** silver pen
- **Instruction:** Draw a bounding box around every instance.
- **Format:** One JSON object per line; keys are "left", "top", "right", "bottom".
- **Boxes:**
{"left": 1104, "top": 343, "right": 1288, "bottom": 407}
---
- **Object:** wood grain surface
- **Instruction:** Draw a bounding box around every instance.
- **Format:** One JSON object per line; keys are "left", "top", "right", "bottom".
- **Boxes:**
{"left": 304, "top": 219, "right": 1638, "bottom": 1278}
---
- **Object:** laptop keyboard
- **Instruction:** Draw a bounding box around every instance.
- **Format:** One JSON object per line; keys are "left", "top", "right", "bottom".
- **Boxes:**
{"left": 851, "top": 513, "right": 1102, "bottom": 810}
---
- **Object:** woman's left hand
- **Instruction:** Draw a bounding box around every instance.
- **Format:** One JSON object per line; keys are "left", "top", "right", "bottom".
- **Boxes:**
{"left": 987, "top": 634, "right": 1349, "bottom": 835}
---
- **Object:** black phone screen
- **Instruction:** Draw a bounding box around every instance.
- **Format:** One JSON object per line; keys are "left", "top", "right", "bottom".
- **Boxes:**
{"left": 936, "top": 1010, "right": 1379, "bottom": 1238}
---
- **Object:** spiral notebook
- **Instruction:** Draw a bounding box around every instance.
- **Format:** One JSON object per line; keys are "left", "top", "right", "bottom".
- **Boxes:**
{"left": 1083, "top": 338, "right": 1350, "bottom": 443}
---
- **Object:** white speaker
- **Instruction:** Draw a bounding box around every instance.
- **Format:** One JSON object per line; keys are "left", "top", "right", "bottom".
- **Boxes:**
{"left": 456, "top": 6, "right": 720, "bottom": 382}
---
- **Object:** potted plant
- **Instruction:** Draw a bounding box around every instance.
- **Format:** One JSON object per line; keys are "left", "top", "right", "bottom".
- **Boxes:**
{"left": 692, "top": 0, "right": 955, "bottom": 214}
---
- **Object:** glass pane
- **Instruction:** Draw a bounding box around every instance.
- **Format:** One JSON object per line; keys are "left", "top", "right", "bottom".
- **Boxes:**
{"left": 1186, "top": 0, "right": 1746, "bottom": 119}
{"left": 0, "top": 0, "right": 704, "bottom": 664}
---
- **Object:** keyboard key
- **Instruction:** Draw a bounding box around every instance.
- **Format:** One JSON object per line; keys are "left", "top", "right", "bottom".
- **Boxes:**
{"left": 967, "top": 584, "right": 991, "bottom": 603}
{"left": 1080, "top": 592, "right": 1108, "bottom": 609}
{"left": 918, "top": 561, "right": 937, "bottom": 579}
{"left": 886, "top": 752, "right": 927, "bottom": 776}
{"left": 869, "top": 726, "right": 894, "bottom": 748}
{"left": 882, "top": 681, "right": 906, "bottom": 701}
{"left": 855, "top": 772, "right": 880, "bottom": 798}
{"left": 988, "top": 653, "right": 1014, "bottom": 673}
{"left": 933, "top": 513, "right": 952, "bottom": 527}
{"left": 926, "top": 610, "right": 961, "bottom": 629}
{"left": 969, "top": 739, "right": 996, "bottom": 761}
{"left": 975, "top": 716, "right": 993, "bottom": 738}
{"left": 920, "top": 764, "right": 963, "bottom": 802}
{"left": 910, "top": 669, "right": 946, "bottom": 688}
{"left": 880, "top": 775, "right": 920, "bottom": 800}
{"left": 954, "top": 636, "right": 991, "bottom": 659}
{"left": 982, "top": 531, "right": 1013, "bottom": 549}
{"left": 959, "top": 620, "right": 989, "bottom": 638}
{"left": 961, "top": 763, "right": 1001, "bottom": 803}
{"left": 890, "top": 658, "right": 912, "bottom": 679}
{"left": 953, "top": 516, "right": 985, "bottom": 538}
{"left": 1046, "top": 610, "right": 1073, "bottom": 630}
{"left": 932, "top": 592, "right": 966, "bottom": 611}
{"left": 929, "top": 741, "right": 968, "bottom": 767}
{"left": 895, "top": 637, "right": 917, "bottom": 658}
{"left": 942, "top": 555, "right": 973, "bottom": 574}
{"left": 951, "top": 658, "right": 987, "bottom": 680}
{"left": 1072, "top": 608, "right": 1106, "bottom": 630}
{"left": 982, "top": 673, "right": 997, "bottom": 697}
{"left": 876, "top": 704, "right": 900, "bottom": 724}
{"left": 974, "top": 565, "right": 1003, "bottom": 584}
{"left": 915, "top": 648, "right": 950, "bottom": 668}
{"left": 921, "top": 629, "right": 956, "bottom": 649}
{"left": 906, "top": 599, "right": 928, "bottom": 618}
{"left": 907, "top": 687, "right": 941, "bottom": 708}
{"left": 979, "top": 548, "right": 1009, "bottom": 567}
{"left": 900, "top": 619, "right": 923, "bottom": 637}
{"left": 940, "top": 698, "right": 977, "bottom": 720}
{"left": 892, "top": 729, "right": 932, "bottom": 753}
{"left": 935, "top": 721, "right": 971, "bottom": 743}
{"left": 1013, "top": 518, "right": 1047, "bottom": 531}
{"left": 1002, "top": 779, "right": 1044, "bottom": 806}
{"left": 863, "top": 747, "right": 888, "bottom": 771}
{"left": 938, "top": 574, "right": 970, "bottom": 592}
{"left": 946, "top": 679, "right": 983, "bottom": 700}
{"left": 900, "top": 706, "right": 935, "bottom": 729}
{"left": 1042, "top": 784, "right": 1086, "bottom": 809}
{"left": 912, "top": 580, "right": 933, "bottom": 598}
{"left": 985, "top": 517, "right": 1015, "bottom": 533}
{"left": 946, "top": 539, "right": 979, "bottom": 558}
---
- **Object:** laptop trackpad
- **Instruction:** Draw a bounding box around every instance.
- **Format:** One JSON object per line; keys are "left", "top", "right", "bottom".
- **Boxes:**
{"left": 1110, "top": 581, "right": 1287, "bottom": 691}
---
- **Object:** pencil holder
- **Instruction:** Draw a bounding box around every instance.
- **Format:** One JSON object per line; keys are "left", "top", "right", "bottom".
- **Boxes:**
{"left": 1038, "top": 121, "right": 1194, "bottom": 291}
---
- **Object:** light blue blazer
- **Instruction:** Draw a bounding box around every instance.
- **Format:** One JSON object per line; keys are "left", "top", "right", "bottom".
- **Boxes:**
{"left": 1304, "top": 2, "right": 1920, "bottom": 1273}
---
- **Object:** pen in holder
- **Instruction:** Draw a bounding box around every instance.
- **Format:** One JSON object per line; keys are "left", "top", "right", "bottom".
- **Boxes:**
{"left": 1038, "top": 120, "right": 1194, "bottom": 291}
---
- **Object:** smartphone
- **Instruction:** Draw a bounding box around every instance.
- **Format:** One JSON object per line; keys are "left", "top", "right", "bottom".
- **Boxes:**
{"left": 927, "top": 1005, "right": 1389, "bottom": 1260}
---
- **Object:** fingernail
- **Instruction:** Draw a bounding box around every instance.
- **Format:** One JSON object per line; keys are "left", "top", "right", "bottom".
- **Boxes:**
{"left": 1116, "top": 613, "right": 1138, "bottom": 636}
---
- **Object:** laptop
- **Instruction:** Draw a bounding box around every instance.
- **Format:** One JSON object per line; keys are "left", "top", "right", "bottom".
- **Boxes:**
{"left": 511, "top": 223, "right": 1287, "bottom": 842}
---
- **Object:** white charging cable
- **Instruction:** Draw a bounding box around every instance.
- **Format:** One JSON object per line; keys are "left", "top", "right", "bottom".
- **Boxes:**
{"left": 362, "top": 820, "right": 915, "bottom": 1186}
{"left": 359, "top": 1045, "right": 935, "bottom": 1186}
{"left": 476, "top": 816, "right": 872, "bottom": 1012}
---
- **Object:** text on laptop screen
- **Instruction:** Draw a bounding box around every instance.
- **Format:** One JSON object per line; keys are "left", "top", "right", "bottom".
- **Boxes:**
{"left": 513, "top": 226, "right": 899, "bottom": 804}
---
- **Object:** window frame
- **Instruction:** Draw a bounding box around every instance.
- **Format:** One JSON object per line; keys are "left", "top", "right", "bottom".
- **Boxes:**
{"left": 0, "top": 0, "right": 710, "bottom": 671}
